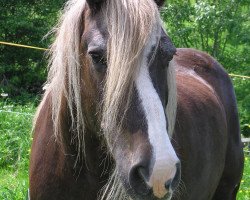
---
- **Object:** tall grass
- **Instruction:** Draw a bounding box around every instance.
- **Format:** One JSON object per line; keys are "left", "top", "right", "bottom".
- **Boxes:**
{"left": 0, "top": 95, "right": 249, "bottom": 199}
{"left": 0, "top": 94, "right": 37, "bottom": 200}
{"left": 238, "top": 155, "right": 250, "bottom": 199}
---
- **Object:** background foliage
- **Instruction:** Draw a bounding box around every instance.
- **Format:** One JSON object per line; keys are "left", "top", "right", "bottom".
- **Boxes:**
{"left": 162, "top": 0, "right": 250, "bottom": 136}
{"left": 0, "top": 0, "right": 65, "bottom": 94}
{"left": 0, "top": 95, "right": 37, "bottom": 199}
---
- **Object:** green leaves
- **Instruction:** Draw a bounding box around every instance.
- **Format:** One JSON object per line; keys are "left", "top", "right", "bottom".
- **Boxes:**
{"left": 162, "top": 0, "right": 250, "bottom": 137}
{"left": 162, "top": 0, "right": 250, "bottom": 61}
{"left": 0, "top": 0, "right": 65, "bottom": 96}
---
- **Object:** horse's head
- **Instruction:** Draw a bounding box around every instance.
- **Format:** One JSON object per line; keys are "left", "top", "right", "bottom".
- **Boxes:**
{"left": 49, "top": 0, "right": 180, "bottom": 199}
{"left": 79, "top": 0, "right": 180, "bottom": 199}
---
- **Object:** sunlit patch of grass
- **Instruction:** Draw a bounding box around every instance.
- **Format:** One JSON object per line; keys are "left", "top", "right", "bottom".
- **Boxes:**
{"left": 0, "top": 95, "right": 37, "bottom": 200}
{"left": 237, "top": 154, "right": 250, "bottom": 200}
{"left": 0, "top": 169, "right": 29, "bottom": 200}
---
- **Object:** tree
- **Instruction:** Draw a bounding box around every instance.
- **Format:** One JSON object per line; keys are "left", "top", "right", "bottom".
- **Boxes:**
{"left": 0, "top": 0, "right": 65, "bottom": 94}
{"left": 162, "top": 0, "right": 250, "bottom": 70}
{"left": 161, "top": 0, "right": 250, "bottom": 136}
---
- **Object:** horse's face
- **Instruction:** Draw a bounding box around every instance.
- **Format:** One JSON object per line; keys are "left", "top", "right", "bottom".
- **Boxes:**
{"left": 81, "top": 0, "right": 180, "bottom": 199}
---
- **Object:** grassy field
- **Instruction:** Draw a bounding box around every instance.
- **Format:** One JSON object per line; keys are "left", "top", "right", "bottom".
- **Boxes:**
{"left": 0, "top": 95, "right": 37, "bottom": 200}
{"left": 0, "top": 95, "right": 249, "bottom": 200}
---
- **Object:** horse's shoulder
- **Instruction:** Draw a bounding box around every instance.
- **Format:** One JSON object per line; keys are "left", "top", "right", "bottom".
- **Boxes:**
{"left": 33, "top": 91, "right": 53, "bottom": 134}
{"left": 175, "top": 48, "right": 227, "bottom": 78}
{"left": 173, "top": 48, "right": 234, "bottom": 112}
{"left": 175, "top": 70, "right": 224, "bottom": 114}
{"left": 173, "top": 48, "right": 228, "bottom": 121}
{"left": 174, "top": 48, "right": 216, "bottom": 70}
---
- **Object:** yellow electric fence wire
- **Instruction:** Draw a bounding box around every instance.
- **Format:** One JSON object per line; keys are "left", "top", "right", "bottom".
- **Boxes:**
{"left": 229, "top": 73, "right": 250, "bottom": 79}
{"left": 0, "top": 41, "right": 48, "bottom": 51}
{"left": 0, "top": 41, "right": 250, "bottom": 79}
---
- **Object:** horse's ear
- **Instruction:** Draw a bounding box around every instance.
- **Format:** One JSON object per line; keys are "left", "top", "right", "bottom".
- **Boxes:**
{"left": 164, "top": 34, "right": 176, "bottom": 62}
{"left": 86, "top": 0, "right": 105, "bottom": 11}
{"left": 154, "top": 0, "right": 165, "bottom": 7}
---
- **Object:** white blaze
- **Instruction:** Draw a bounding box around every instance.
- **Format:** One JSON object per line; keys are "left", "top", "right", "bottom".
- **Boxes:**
{"left": 135, "top": 40, "right": 179, "bottom": 199}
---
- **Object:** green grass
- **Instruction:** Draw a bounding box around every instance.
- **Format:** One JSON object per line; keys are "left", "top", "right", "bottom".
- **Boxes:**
{"left": 0, "top": 95, "right": 37, "bottom": 200}
{"left": 238, "top": 155, "right": 250, "bottom": 199}
{"left": 0, "top": 95, "right": 249, "bottom": 199}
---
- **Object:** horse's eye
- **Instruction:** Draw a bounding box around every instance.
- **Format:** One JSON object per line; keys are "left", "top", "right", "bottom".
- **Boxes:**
{"left": 89, "top": 52, "right": 107, "bottom": 72}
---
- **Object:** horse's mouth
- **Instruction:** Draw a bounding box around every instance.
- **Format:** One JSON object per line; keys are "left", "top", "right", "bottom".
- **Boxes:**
{"left": 130, "top": 187, "right": 173, "bottom": 200}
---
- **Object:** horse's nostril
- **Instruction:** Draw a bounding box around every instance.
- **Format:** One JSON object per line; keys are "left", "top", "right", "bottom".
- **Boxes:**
{"left": 164, "top": 162, "right": 181, "bottom": 192}
{"left": 138, "top": 167, "right": 148, "bottom": 182}
{"left": 171, "top": 162, "right": 181, "bottom": 190}
{"left": 129, "top": 162, "right": 181, "bottom": 197}
{"left": 165, "top": 179, "right": 173, "bottom": 190}
{"left": 129, "top": 166, "right": 150, "bottom": 196}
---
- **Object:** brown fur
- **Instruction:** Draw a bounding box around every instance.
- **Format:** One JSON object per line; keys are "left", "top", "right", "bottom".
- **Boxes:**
{"left": 171, "top": 48, "right": 244, "bottom": 200}
{"left": 30, "top": 93, "right": 112, "bottom": 199}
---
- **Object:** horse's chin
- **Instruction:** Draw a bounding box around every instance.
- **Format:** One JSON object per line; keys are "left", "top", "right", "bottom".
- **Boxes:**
{"left": 127, "top": 191, "right": 173, "bottom": 200}
{"left": 119, "top": 174, "right": 173, "bottom": 200}
{"left": 132, "top": 193, "right": 173, "bottom": 200}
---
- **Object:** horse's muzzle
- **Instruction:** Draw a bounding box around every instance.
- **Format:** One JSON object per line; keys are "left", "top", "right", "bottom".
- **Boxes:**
{"left": 129, "top": 162, "right": 181, "bottom": 199}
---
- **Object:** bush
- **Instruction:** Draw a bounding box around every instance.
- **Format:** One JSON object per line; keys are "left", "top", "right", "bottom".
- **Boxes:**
{"left": 0, "top": 0, "right": 65, "bottom": 95}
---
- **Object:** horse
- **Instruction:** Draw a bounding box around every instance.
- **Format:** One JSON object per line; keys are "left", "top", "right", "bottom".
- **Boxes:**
{"left": 29, "top": 0, "right": 244, "bottom": 199}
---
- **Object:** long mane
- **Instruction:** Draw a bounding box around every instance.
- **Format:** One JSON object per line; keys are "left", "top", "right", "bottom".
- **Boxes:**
{"left": 33, "top": 0, "right": 177, "bottom": 172}
{"left": 34, "top": 0, "right": 87, "bottom": 161}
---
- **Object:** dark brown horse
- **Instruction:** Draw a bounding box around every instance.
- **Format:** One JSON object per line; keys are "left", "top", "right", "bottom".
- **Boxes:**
{"left": 29, "top": 0, "right": 244, "bottom": 199}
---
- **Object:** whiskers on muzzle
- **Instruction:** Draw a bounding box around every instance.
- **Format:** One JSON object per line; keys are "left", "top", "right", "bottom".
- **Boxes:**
{"left": 99, "top": 168, "right": 128, "bottom": 200}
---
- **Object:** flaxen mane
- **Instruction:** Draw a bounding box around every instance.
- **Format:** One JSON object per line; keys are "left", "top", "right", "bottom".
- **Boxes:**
{"left": 34, "top": 0, "right": 87, "bottom": 161}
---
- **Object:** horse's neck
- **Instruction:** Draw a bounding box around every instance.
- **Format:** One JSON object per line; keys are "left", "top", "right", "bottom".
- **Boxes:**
{"left": 55, "top": 90, "right": 113, "bottom": 186}
{"left": 31, "top": 93, "right": 112, "bottom": 198}
{"left": 59, "top": 105, "right": 113, "bottom": 182}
